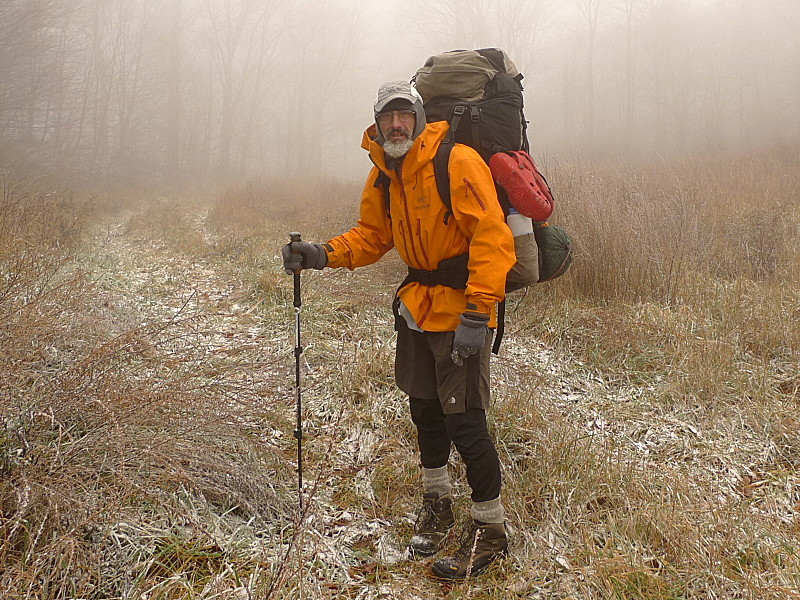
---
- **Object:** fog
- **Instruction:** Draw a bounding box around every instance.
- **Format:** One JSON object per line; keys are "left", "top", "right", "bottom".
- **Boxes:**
{"left": 1, "top": 0, "right": 798, "bottom": 185}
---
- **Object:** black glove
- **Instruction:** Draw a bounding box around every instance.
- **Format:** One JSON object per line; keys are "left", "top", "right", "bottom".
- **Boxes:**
{"left": 451, "top": 311, "right": 490, "bottom": 366}
{"left": 282, "top": 240, "right": 328, "bottom": 274}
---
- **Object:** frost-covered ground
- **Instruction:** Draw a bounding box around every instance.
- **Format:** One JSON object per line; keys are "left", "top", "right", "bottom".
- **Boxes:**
{"left": 78, "top": 200, "right": 798, "bottom": 599}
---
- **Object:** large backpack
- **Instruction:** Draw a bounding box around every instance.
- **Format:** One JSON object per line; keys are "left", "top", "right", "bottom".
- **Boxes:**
{"left": 379, "top": 49, "right": 573, "bottom": 352}
{"left": 415, "top": 49, "right": 527, "bottom": 161}
{"left": 413, "top": 48, "right": 572, "bottom": 289}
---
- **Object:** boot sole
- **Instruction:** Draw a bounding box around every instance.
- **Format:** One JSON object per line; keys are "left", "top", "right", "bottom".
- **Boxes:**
{"left": 408, "top": 534, "right": 449, "bottom": 558}
{"left": 408, "top": 523, "right": 455, "bottom": 558}
{"left": 429, "top": 561, "right": 493, "bottom": 580}
{"left": 408, "top": 545, "right": 437, "bottom": 558}
{"left": 429, "top": 550, "right": 507, "bottom": 581}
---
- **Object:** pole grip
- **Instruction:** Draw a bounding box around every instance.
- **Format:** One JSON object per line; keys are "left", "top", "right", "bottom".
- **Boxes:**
{"left": 290, "top": 232, "right": 302, "bottom": 308}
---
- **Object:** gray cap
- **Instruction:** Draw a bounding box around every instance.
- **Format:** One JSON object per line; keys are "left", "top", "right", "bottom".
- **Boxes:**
{"left": 373, "top": 81, "right": 426, "bottom": 143}
{"left": 374, "top": 81, "right": 423, "bottom": 112}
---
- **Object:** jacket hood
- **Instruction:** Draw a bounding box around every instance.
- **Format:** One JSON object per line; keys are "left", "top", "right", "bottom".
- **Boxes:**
{"left": 361, "top": 121, "right": 450, "bottom": 176}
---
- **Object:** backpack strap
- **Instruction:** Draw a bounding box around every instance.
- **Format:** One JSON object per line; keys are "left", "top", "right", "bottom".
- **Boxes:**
{"left": 433, "top": 136, "right": 454, "bottom": 223}
{"left": 491, "top": 300, "right": 505, "bottom": 355}
{"left": 392, "top": 252, "right": 469, "bottom": 332}
{"left": 449, "top": 105, "right": 466, "bottom": 150}
{"left": 469, "top": 105, "right": 484, "bottom": 154}
{"left": 433, "top": 136, "right": 506, "bottom": 355}
{"left": 449, "top": 103, "right": 493, "bottom": 157}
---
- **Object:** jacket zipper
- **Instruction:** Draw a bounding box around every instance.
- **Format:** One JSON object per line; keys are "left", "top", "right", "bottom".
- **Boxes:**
{"left": 416, "top": 220, "right": 430, "bottom": 266}
{"left": 464, "top": 178, "right": 487, "bottom": 210}
{"left": 396, "top": 164, "right": 435, "bottom": 328}
{"left": 398, "top": 165, "right": 425, "bottom": 269}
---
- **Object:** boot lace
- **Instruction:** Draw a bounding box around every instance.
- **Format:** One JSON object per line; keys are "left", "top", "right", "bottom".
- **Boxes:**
{"left": 414, "top": 495, "right": 438, "bottom": 533}
{"left": 453, "top": 520, "right": 481, "bottom": 562}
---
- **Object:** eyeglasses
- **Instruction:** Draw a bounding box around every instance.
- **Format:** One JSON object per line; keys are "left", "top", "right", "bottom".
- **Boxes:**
{"left": 376, "top": 110, "right": 416, "bottom": 126}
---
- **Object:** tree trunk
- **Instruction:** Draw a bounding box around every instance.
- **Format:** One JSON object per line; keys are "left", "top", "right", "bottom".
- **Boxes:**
{"left": 166, "top": 0, "right": 181, "bottom": 181}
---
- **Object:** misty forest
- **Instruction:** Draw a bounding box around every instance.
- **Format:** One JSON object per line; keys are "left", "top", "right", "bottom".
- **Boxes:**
{"left": 1, "top": 0, "right": 799, "bottom": 599}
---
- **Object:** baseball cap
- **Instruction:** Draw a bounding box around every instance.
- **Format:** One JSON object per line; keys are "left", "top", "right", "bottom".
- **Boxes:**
{"left": 374, "top": 81, "right": 423, "bottom": 114}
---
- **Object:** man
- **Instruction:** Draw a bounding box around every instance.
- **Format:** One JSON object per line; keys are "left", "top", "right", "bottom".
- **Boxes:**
{"left": 282, "top": 81, "right": 515, "bottom": 580}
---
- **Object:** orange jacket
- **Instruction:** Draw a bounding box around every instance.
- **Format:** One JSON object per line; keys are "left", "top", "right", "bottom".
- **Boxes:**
{"left": 325, "top": 121, "right": 515, "bottom": 331}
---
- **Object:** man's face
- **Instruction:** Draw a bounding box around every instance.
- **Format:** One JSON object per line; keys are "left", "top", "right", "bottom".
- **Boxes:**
{"left": 377, "top": 109, "right": 416, "bottom": 142}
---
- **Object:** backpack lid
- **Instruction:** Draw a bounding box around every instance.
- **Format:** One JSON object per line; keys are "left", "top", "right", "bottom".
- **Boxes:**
{"left": 414, "top": 50, "right": 498, "bottom": 102}
{"left": 414, "top": 49, "right": 522, "bottom": 103}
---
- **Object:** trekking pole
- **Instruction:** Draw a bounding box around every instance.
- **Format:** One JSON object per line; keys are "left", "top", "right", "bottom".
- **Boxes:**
{"left": 289, "top": 232, "right": 304, "bottom": 512}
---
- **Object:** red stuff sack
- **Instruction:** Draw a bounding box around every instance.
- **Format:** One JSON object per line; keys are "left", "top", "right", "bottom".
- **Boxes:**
{"left": 488, "top": 150, "right": 554, "bottom": 221}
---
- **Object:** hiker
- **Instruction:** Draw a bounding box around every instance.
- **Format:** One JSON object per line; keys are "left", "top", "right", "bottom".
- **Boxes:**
{"left": 281, "top": 80, "right": 515, "bottom": 580}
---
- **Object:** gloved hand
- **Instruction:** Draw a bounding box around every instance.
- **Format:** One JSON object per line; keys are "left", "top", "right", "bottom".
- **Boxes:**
{"left": 281, "top": 240, "right": 328, "bottom": 274}
{"left": 451, "top": 311, "right": 490, "bottom": 366}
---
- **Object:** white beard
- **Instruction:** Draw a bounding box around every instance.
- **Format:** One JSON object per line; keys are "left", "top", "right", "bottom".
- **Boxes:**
{"left": 383, "top": 137, "right": 414, "bottom": 159}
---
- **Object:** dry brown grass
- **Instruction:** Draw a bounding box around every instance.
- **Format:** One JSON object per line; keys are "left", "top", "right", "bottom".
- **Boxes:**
{"left": 549, "top": 148, "right": 800, "bottom": 303}
{"left": 1, "top": 180, "right": 297, "bottom": 598}
{"left": 519, "top": 150, "right": 800, "bottom": 400}
{"left": 494, "top": 147, "right": 800, "bottom": 598}
{"left": 1, "top": 148, "right": 798, "bottom": 599}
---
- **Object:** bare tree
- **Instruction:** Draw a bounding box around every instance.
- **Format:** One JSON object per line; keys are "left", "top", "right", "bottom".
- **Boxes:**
{"left": 495, "top": 0, "right": 555, "bottom": 74}
{"left": 279, "top": 0, "right": 366, "bottom": 179}
{"left": 197, "top": 0, "right": 284, "bottom": 179}
{"left": 165, "top": 0, "right": 181, "bottom": 180}
{"left": 2, "top": 0, "right": 800, "bottom": 181}
{"left": 407, "top": 0, "right": 492, "bottom": 49}
{"left": 0, "top": 1, "right": 69, "bottom": 140}
{"left": 615, "top": 0, "right": 640, "bottom": 153}
{"left": 574, "top": 0, "right": 601, "bottom": 153}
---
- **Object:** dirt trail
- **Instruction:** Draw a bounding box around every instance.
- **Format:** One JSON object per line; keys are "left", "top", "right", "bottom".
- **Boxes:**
{"left": 91, "top": 206, "right": 260, "bottom": 341}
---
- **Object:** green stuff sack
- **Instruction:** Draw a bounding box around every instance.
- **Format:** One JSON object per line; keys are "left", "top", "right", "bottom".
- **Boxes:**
{"left": 534, "top": 223, "right": 573, "bottom": 282}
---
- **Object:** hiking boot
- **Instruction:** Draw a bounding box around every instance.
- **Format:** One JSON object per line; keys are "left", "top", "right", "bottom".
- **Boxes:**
{"left": 408, "top": 492, "right": 455, "bottom": 557}
{"left": 430, "top": 520, "right": 508, "bottom": 580}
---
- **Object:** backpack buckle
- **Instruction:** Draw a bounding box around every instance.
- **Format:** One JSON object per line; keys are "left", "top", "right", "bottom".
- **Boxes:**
{"left": 470, "top": 106, "right": 480, "bottom": 122}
